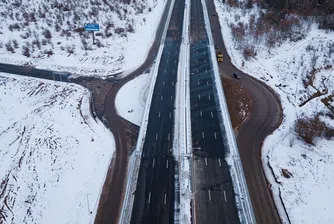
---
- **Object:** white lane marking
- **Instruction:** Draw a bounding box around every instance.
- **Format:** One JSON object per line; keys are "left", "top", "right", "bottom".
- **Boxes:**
{"left": 202, "top": 132, "right": 205, "bottom": 138}
{"left": 207, "top": 81, "right": 209, "bottom": 85}
{"left": 172, "top": 82, "right": 174, "bottom": 86}
{"left": 158, "top": 112, "right": 161, "bottom": 118}
{"left": 169, "top": 112, "right": 172, "bottom": 118}
{"left": 205, "top": 157, "right": 208, "bottom": 166}
{"left": 198, "top": 94, "right": 201, "bottom": 100}
{"left": 211, "top": 112, "right": 213, "bottom": 118}
{"left": 214, "top": 132, "right": 217, "bottom": 139}
{"left": 164, "top": 193, "right": 167, "bottom": 205}
{"left": 218, "top": 158, "right": 221, "bottom": 167}
{"left": 148, "top": 192, "right": 152, "bottom": 203}
{"left": 208, "top": 95, "right": 211, "bottom": 100}
{"left": 156, "top": 133, "right": 158, "bottom": 140}
{"left": 200, "top": 111, "right": 202, "bottom": 117}
{"left": 165, "top": 69, "right": 167, "bottom": 73}
{"left": 198, "top": 80, "right": 200, "bottom": 86}
{"left": 168, "top": 133, "right": 170, "bottom": 141}
{"left": 161, "top": 95, "right": 163, "bottom": 100}
{"left": 171, "top": 95, "right": 173, "bottom": 100}
{"left": 152, "top": 159, "right": 155, "bottom": 168}
{"left": 166, "top": 160, "right": 169, "bottom": 168}
{"left": 208, "top": 190, "right": 211, "bottom": 201}
{"left": 224, "top": 190, "right": 227, "bottom": 202}
{"left": 163, "top": 81, "right": 165, "bottom": 86}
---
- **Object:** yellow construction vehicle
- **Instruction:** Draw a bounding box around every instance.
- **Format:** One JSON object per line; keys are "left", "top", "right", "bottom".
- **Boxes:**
{"left": 216, "top": 52, "right": 223, "bottom": 62}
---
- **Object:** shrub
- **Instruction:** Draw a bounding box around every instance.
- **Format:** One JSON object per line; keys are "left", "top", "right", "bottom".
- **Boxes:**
{"left": 295, "top": 115, "right": 325, "bottom": 144}
{"left": 13, "top": 39, "right": 19, "bottom": 49}
{"left": 5, "top": 41, "right": 14, "bottom": 53}
{"left": 243, "top": 46, "right": 257, "bottom": 60}
{"left": 22, "top": 45, "right": 30, "bottom": 57}
{"left": 43, "top": 29, "right": 52, "bottom": 39}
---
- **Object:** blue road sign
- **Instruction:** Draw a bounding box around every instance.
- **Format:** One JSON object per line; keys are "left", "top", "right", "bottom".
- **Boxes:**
{"left": 84, "top": 23, "right": 100, "bottom": 31}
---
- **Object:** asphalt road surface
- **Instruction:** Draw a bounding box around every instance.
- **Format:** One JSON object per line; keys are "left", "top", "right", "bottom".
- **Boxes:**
{"left": 130, "top": 0, "right": 185, "bottom": 223}
{"left": 0, "top": 63, "right": 71, "bottom": 82}
{"left": 189, "top": 0, "right": 239, "bottom": 223}
{"left": 205, "top": 0, "right": 283, "bottom": 223}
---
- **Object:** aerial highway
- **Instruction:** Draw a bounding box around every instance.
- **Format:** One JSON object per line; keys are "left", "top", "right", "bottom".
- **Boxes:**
{"left": 205, "top": 0, "right": 283, "bottom": 223}
{"left": 130, "top": 0, "right": 185, "bottom": 222}
{"left": 189, "top": 0, "right": 240, "bottom": 223}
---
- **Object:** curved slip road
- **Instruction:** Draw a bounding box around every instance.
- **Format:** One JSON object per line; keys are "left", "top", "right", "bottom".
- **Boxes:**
{"left": 92, "top": 0, "right": 176, "bottom": 223}
{"left": 205, "top": 0, "right": 284, "bottom": 223}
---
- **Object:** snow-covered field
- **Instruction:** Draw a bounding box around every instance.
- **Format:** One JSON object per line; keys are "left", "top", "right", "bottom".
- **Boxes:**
{"left": 0, "top": 0, "right": 165, "bottom": 77}
{"left": 0, "top": 73, "right": 115, "bottom": 224}
{"left": 215, "top": 1, "right": 334, "bottom": 223}
{"left": 115, "top": 71, "right": 152, "bottom": 125}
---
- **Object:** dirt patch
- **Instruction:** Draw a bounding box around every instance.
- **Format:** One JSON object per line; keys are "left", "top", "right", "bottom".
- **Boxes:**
{"left": 221, "top": 74, "right": 254, "bottom": 132}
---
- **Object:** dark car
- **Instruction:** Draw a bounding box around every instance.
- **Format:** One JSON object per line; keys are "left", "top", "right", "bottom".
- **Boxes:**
{"left": 233, "top": 73, "right": 241, "bottom": 79}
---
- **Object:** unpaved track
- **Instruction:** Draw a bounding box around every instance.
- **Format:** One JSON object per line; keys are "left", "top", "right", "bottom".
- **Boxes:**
{"left": 205, "top": 0, "right": 284, "bottom": 223}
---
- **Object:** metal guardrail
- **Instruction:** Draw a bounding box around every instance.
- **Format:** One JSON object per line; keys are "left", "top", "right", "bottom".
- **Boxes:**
{"left": 118, "top": 0, "right": 177, "bottom": 222}
{"left": 200, "top": 0, "right": 257, "bottom": 223}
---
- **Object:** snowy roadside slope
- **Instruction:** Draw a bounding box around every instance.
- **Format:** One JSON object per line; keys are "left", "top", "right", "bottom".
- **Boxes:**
{"left": 0, "top": 73, "right": 115, "bottom": 224}
{"left": 115, "top": 71, "right": 152, "bottom": 125}
{"left": 214, "top": 1, "right": 334, "bottom": 223}
{"left": 0, "top": 0, "right": 165, "bottom": 77}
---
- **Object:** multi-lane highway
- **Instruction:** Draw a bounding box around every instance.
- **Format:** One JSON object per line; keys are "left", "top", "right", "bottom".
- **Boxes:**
{"left": 205, "top": 0, "right": 283, "bottom": 223}
{"left": 189, "top": 0, "right": 240, "bottom": 223}
{"left": 130, "top": 0, "right": 185, "bottom": 222}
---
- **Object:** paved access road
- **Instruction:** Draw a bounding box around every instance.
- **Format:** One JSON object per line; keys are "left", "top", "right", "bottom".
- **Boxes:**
{"left": 0, "top": 63, "right": 71, "bottom": 82}
{"left": 189, "top": 0, "right": 239, "bottom": 223}
{"left": 205, "top": 0, "right": 283, "bottom": 223}
{"left": 130, "top": 0, "right": 185, "bottom": 223}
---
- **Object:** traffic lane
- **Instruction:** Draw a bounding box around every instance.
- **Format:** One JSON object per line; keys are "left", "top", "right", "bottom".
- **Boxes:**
{"left": 205, "top": 0, "right": 283, "bottom": 223}
{"left": 193, "top": 157, "right": 239, "bottom": 224}
{"left": 131, "top": 156, "right": 174, "bottom": 224}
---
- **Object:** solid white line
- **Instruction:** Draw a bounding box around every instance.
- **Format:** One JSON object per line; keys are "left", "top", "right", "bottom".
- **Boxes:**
{"left": 164, "top": 193, "right": 167, "bottom": 205}
{"left": 152, "top": 159, "right": 155, "bottom": 168}
{"left": 202, "top": 132, "right": 205, "bottom": 138}
{"left": 148, "top": 192, "right": 152, "bottom": 204}
{"left": 211, "top": 111, "right": 213, "bottom": 118}
{"left": 208, "top": 190, "right": 211, "bottom": 201}
{"left": 166, "top": 160, "right": 169, "bottom": 168}
{"left": 156, "top": 133, "right": 158, "bottom": 140}
{"left": 218, "top": 158, "right": 221, "bottom": 167}
{"left": 205, "top": 157, "right": 208, "bottom": 166}
{"left": 224, "top": 190, "right": 227, "bottom": 202}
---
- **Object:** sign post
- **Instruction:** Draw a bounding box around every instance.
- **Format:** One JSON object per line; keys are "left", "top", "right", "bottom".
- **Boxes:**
{"left": 84, "top": 23, "right": 100, "bottom": 45}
